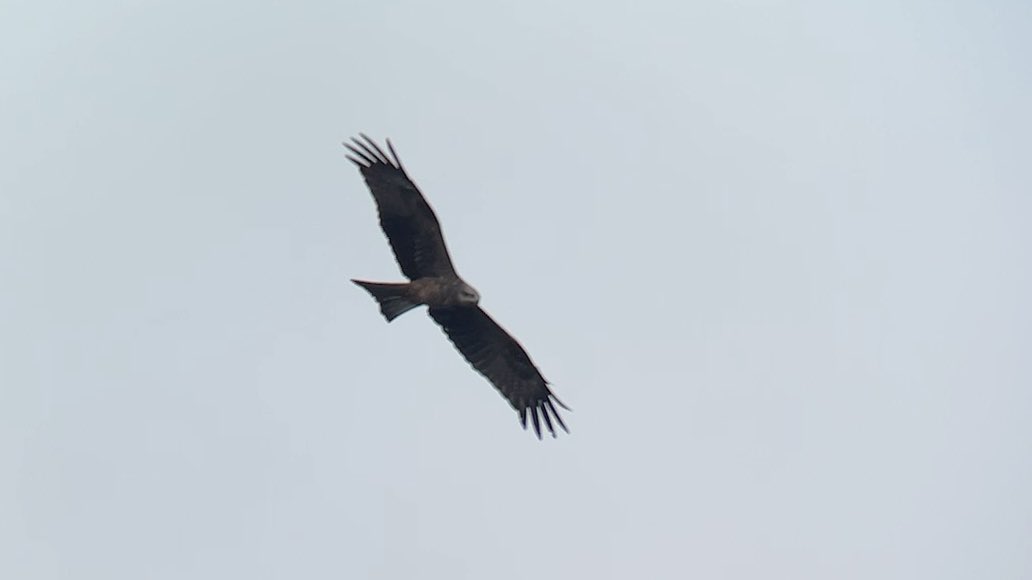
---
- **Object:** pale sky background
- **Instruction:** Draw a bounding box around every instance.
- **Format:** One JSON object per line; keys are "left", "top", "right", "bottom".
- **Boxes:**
{"left": 2, "top": 1, "right": 1030, "bottom": 578}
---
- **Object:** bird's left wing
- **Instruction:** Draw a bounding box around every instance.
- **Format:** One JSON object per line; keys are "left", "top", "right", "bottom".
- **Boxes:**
{"left": 428, "top": 306, "right": 569, "bottom": 438}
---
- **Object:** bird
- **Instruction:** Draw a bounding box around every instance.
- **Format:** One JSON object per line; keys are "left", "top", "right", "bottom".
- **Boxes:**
{"left": 345, "top": 134, "right": 569, "bottom": 438}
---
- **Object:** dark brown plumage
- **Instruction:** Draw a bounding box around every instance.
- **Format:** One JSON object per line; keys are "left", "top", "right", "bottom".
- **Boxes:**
{"left": 346, "top": 134, "right": 569, "bottom": 438}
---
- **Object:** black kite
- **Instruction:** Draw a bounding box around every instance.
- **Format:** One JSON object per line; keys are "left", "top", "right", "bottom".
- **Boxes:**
{"left": 346, "top": 135, "right": 569, "bottom": 438}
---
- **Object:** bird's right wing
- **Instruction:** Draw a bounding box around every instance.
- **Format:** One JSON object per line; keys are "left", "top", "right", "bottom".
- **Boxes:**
{"left": 345, "top": 135, "right": 457, "bottom": 280}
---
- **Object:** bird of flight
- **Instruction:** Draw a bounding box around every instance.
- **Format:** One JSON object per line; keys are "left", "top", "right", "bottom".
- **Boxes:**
{"left": 345, "top": 135, "right": 569, "bottom": 438}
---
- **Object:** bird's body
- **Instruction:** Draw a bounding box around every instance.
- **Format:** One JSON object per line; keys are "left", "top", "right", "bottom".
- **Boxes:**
{"left": 345, "top": 135, "right": 568, "bottom": 438}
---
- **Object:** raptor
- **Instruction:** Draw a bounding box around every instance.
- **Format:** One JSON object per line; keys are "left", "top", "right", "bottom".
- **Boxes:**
{"left": 346, "top": 135, "right": 569, "bottom": 438}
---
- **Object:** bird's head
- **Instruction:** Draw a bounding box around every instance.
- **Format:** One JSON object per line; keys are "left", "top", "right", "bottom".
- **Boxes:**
{"left": 458, "top": 282, "right": 481, "bottom": 305}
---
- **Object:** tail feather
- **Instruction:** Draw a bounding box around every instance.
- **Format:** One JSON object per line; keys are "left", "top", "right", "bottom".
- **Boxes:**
{"left": 351, "top": 280, "right": 419, "bottom": 322}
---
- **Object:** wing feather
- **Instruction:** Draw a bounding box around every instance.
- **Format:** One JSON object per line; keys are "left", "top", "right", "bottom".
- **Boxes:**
{"left": 345, "top": 135, "right": 456, "bottom": 279}
{"left": 428, "top": 306, "right": 569, "bottom": 438}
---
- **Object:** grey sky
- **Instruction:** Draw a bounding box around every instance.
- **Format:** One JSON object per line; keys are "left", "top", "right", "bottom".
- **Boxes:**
{"left": 2, "top": 1, "right": 1030, "bottom": 578}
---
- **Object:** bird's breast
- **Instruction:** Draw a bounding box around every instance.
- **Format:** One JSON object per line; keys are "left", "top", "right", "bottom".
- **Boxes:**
{"left": 408, "top": 277, "right": 463, "bottom": 307}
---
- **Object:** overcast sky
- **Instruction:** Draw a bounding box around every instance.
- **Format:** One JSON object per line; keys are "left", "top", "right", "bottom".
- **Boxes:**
{"left": 2, "top": 1, "right": 1030, "bottom": 578}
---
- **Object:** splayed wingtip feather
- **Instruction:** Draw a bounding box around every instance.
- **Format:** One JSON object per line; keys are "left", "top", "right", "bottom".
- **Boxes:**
{"left": 363, "top": 136, "right": 394, "bottom": 167}
{"left": 351, "top": 137, "right": 385, "bottom": 165}
{"left": 540, "top": 405, "right": 555, "bottom": 437}
{"left": 344, "top": 143, "right": 374, "bottom": 166}
{"left": 386, "top": 139, "right": 404, "bottom": 170}
{"left": 531, "top": 409, "right": 542, "bottom": 439}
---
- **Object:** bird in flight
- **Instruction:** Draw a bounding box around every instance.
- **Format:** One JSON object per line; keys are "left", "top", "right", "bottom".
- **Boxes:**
{"left": 345, "top": 135, "right": 569, "bottom": 438}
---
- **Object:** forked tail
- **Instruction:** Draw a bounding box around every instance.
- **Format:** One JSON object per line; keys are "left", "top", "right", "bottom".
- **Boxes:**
{"left": 351, "top": 280, "right": 419, "bottom": 322}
